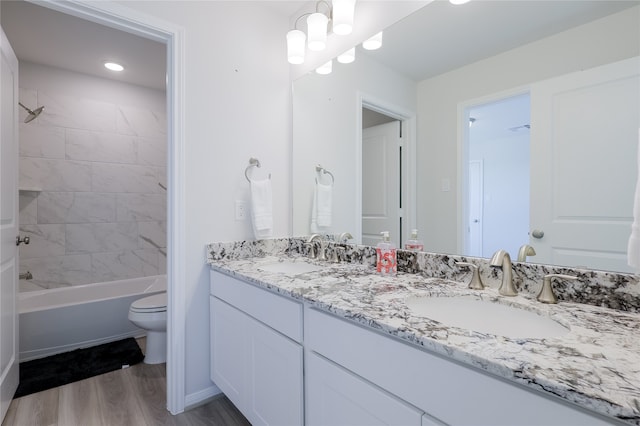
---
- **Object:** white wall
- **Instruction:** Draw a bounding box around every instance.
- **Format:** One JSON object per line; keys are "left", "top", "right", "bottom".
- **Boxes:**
{"left": 18, "top": 62, "right": 167, "bottom": 291}
{"left": 416, "top": 6, "right": 640, "bottom": 255}
{"left": 292, "top": 51, "right": 416, "bottom": 240}
{"left": 113, "top": 0, "right": 291, "bottom": 402}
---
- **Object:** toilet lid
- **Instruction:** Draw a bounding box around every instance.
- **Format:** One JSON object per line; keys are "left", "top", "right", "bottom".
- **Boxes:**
{"left": 131, "top": 292, "right": 167, "bottom": 313}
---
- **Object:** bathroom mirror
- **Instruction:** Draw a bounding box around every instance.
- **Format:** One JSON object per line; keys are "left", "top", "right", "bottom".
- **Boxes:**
{"left": 292, "top": 0, "right": 640, "bottom": 273}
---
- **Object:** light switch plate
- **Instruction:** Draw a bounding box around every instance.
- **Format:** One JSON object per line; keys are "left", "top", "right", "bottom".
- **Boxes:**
{"left": 235, "top": 200, "right": 247, "bottom": 220}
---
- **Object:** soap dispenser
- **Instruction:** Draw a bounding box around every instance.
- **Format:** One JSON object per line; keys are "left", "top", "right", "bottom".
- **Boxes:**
{"left": 376, "top": 231, "right": 397, "bottom": 276}
{"left": 404, "top": 229, "right": 424, "bottom": 252}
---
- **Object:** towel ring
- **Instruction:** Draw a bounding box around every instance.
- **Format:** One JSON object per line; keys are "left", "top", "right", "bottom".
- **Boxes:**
{"left": 315, "top": 164, "right": 334, "bottom": 185}
{"left": 245, "top": 157, "right": 271, "bottom": 182}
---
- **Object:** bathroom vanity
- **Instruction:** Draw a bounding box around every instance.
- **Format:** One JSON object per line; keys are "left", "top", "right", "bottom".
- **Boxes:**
{"left": 207, "top": 238, "right": 640, "bottom": 425}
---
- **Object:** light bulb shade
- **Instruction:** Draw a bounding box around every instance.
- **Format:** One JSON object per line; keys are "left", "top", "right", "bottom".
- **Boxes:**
{"left": 316, "top": 60, "right": 333, "bottom": 75}
{"left": 287, "top": 29, "right": 306, "bottom": 64}
{"left": 332, "top": 0, "right": 356, "bottom": 35}
{"left": 307, "top": 13, "right": 329, "bottom": 51}
{"left": 337, "top": 47, "right": 355, "bottom": 64}
{"left": 362, "top": 31, "right": 383, "bottom": 50}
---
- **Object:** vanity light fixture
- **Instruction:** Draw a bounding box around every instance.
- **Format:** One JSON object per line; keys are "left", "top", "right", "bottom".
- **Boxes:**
{"left": 362, "top": 31, "right": 383, "bottom": 50}
{"left": 104, "top": 61, "right": 124, "bottom": 72}
{"left": 287, "top": 0, "right": 357, "bottom": 65}
{"left": 337, "top": 47, "right": 355, "bottom": 64}
{"left": 316, "top": 60, "right": 333, "bottom": 75}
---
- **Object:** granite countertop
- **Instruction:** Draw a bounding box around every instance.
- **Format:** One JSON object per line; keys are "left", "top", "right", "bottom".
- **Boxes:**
{"left": 208, "top": 254, "right": 640, "bottom": 425}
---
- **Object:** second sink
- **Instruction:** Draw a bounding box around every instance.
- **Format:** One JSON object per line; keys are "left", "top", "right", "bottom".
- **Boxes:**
{"left": 404, "top": 295, "right": 569, "bottom": 339}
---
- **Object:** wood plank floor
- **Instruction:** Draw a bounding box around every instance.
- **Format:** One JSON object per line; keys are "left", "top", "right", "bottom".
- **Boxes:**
{"left": 2, "top": 340, "right": 250, "bottom": 426}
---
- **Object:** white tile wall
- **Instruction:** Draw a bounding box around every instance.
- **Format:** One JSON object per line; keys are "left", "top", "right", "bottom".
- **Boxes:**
{"left": 18, "top": 81, "right": 166, "bottom": 291}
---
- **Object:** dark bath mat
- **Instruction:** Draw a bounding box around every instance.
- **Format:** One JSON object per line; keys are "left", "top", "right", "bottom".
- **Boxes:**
{"left": 14, "top": 337, "right": 144, "bottom": 398}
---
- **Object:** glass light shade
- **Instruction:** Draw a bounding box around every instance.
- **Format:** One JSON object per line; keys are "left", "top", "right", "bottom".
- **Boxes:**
{"left": 332, "top": 0, "right": 356, "bottom": 35}
{"left": 337, "top": 47, "right": 355, "bottom": 64}
{"left": 307, "top": 13, "right": 329, "bottom": 51}
{"left": 287, "top": 29, "right": 306, "bottom": 64}
{"left": 316, "top": 60, "right": 333, "bottom": 75}
{"left": 104, "top": 62, "right": 124, "bottom": 72}
{"left": 362, "top": 31, "right": 383, "bottom": 50}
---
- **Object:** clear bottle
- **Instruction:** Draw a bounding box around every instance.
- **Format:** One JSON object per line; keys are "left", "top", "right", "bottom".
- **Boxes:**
{"left": 404, "top": 229, "right": 424, "bottom": 252}
{"left": 376, "top": 231, "right": 397, "bottom": 275}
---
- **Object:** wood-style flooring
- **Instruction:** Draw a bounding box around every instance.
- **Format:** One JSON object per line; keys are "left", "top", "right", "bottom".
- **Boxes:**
{"left": 2, "top": 340, "right": 250, "bottom": 426}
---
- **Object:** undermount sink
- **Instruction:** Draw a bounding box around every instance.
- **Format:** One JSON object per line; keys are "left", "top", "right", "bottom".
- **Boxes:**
{"left": 257, "top": 260, "right": 324, "bottom": 275}
{"left": 404, "top": 295, "right": 569, "bottom": 339}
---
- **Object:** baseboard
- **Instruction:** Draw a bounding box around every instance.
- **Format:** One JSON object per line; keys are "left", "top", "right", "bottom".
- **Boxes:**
{"left": 184, "top": 384, "right": 222, "bottom": 410}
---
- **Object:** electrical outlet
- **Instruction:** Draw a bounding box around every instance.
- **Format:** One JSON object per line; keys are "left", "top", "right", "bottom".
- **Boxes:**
{"left": 235, "top": 200, "right": 247, "bottom": 220}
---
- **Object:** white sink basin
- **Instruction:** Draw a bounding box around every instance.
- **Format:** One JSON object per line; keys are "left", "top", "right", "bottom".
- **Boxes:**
{"left": 257, "top": 260, "right": 324, "bottom": 275}
{"left": 404, "top": 296, "right": 569, "bottom": 339}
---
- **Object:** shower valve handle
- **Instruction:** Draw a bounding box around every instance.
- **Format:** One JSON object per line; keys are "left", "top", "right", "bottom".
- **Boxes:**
{"left": 16, "top": 236, "right": 30, "bottom": 246}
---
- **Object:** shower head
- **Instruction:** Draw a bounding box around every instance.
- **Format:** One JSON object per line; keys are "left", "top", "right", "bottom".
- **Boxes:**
{"left": 18, "top": 102, "right": 44, "bottom": 123}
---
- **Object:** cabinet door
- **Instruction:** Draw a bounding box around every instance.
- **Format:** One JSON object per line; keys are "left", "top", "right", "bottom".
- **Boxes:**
{"left": 246, "top": 317, "right": 304, "bottom": 426}
{"left": 306, "top": 352, "right": 423, "bottom": 426}
{"left": 210, "top": 297, "right": 246, "bottom": 410}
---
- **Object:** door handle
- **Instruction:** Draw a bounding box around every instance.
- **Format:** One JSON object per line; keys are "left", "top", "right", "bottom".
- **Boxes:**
{"left": 531, "top": 229, "right": 544, "bottom": 239}
{"left": 16, "top": 236, "right": 30, "bottom": 246}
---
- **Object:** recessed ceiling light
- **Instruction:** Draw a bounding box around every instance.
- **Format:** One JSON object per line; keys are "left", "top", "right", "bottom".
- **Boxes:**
{"left": 104, "top": 62, "right": 124, "bottom": 72}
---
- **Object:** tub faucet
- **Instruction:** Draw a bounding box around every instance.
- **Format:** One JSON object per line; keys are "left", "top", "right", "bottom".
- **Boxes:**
{"left": 490, "top": 249, "right": 517, "bottom": 296}
{"left": 19, "top": 271, "right": 33, "bottom": 280}
{"left": 517, "top": 244, "right": 536, "bottom": 262}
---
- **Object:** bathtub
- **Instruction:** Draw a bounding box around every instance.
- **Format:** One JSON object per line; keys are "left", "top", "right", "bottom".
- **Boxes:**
{"left": 19, "top": 275, "right": 166, "bottom": 362}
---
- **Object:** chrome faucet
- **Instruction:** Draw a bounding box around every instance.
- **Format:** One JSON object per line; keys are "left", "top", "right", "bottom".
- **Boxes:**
{"left": 338, "top": 232, "right": 353, "bottom": 243}
{"left": 517, "top": 244, "right": 536, "bottom": 262}
{"left": 307, "top": 234, "right": 327, "bottom": 261}
{"left": 489, "top": 249, "right": 517, "bottom": 296}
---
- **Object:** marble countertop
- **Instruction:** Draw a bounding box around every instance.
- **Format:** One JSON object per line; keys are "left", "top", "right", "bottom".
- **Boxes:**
{"left": 208, "top": 254, "right": 640, "bottom": 425}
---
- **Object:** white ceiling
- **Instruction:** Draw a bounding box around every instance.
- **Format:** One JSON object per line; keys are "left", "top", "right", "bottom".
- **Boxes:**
{"left": 1, "top": 1, "right": 637, "bottom": 92}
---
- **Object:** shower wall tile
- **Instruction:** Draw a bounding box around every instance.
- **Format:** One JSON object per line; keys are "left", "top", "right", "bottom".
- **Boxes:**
{"left": 66, "top": 222, "right": 139, "bottom": 254}
{"left": 91, "top": 163, "right": 158, "bottom": 193}
{"left": 21, "top": 254, "right": 93, "bottom": 288}
{"left": 38, "top": 91, "right": 117, "bottom": 133}
{"left": 66, "top": 129, "right": 137, "bottom": 164}
{"left": 37, "top": 192, "right": 116, "bottom": 224}
{"left": 19, "top": 124, "right": 65, "bottom": 159}
{"left": 117, "top": 194, "right": 166, "bottom": 222}
{"left": 19, "top": 191, "right": 38, "bottom": 225}
{"left": 138, "top": 221, "right": 167, "bottom": 250}
{"left": 19, "top": 157, "right": 91, "bottom": 191}
{"left": 19, "top": 224, "right": 65, "bottom": 259}
{"left": 91, "top": 249, "right": 159, "bottom": 282}
{"left": 116, "top": 105, "right": 166, "bottom": 139}
{"left": 137, "top": 136, "right": 166, "bottom": 167}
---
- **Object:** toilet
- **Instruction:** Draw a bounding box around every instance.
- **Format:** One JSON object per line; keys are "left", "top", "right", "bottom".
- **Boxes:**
{"left": 128, "top": 292, "right": 167, "bottom": 364}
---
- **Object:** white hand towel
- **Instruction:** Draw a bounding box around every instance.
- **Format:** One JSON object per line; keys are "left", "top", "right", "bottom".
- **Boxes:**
{"left": 628, "top": 129, "right": 640, "bottom": 271}
{"left": 311, "top": 181, "right": 332, "bottom": 232}
{"left": 250, "top": 178, "right": 273, "bottom": 239}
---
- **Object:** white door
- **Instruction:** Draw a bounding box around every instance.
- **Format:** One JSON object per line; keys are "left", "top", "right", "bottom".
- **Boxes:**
{"left": 467, "top": 160, "right": 483, "bottom": 257}
{"left": 362, "top": 121, "right": 401, "bottom": 247}
{"left": 0, "top": 27, "right": 20, "bottom": 421}
{"left": 530, "top": 57, "right": 640, "bottom": 271}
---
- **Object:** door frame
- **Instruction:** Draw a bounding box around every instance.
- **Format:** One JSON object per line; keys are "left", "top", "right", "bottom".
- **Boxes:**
{"left": 456, "top": 86, "right": 529, "bottom": 256}
{"left": 356, "top": 92, "right": 416, "bottom": 246}
{"left": 31, "top": 0, "right": 186, "bottom": 414}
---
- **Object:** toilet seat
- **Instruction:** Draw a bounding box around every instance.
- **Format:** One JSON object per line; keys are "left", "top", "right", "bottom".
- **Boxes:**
{"left": 130, "top": 293, "right": 167, "bottom": 313}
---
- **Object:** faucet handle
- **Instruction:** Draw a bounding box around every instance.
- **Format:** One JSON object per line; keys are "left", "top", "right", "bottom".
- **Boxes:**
{"left": 456, "top": 262, "right": 485, "bottom": 290}
{"left": 331, "top": 246, "right": 346, "bottom": 263}
{"left": 537, "top": 274, "right": 577, "bottom": 304}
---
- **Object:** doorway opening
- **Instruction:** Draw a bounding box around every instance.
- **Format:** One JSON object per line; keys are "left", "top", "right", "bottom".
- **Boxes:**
{"left": 463, "top": 93, "right": 530, "bottom": 258}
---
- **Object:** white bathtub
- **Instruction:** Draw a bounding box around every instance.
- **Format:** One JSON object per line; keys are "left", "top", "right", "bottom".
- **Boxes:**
{"left": 19, "top": 275, "right": 166, "bottom": 362}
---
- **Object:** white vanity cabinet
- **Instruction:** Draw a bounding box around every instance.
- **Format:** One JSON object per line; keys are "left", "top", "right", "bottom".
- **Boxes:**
{"left": 305, "top": 307, "right": 618, "bottom": 426}
{"left": 210, "top": 270, "right": 303, "bottom": 426}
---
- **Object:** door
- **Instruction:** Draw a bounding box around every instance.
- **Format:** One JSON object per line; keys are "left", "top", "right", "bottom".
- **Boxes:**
{"left": 530, "top": 57, "right": 640, "bottom": 271}
{"left": 0, "top": 26, "right": 20, "bottom": 421}
{"left": 467, "top": 160, "right": 483, "bottom": 257}
{"left": 362, "top": 121, "right": 401, "bottom": 247}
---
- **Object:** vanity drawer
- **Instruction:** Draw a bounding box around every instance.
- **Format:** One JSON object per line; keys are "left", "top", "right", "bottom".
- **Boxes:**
{"left": 210, "top": 270, "right": 303, "bottom": 342}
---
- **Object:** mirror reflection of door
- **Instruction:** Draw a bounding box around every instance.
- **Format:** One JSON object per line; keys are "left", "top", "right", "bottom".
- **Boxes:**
{"left": 362, "top": 107, "right": 402, "bottom": 247}
{"left": 465, "top": 94, "right": 531, "bottom": 258}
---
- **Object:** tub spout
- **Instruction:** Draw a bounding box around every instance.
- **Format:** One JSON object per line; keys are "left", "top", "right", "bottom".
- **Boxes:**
{"left": 19, "top": 271, "right": 33, "bottom": 280}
